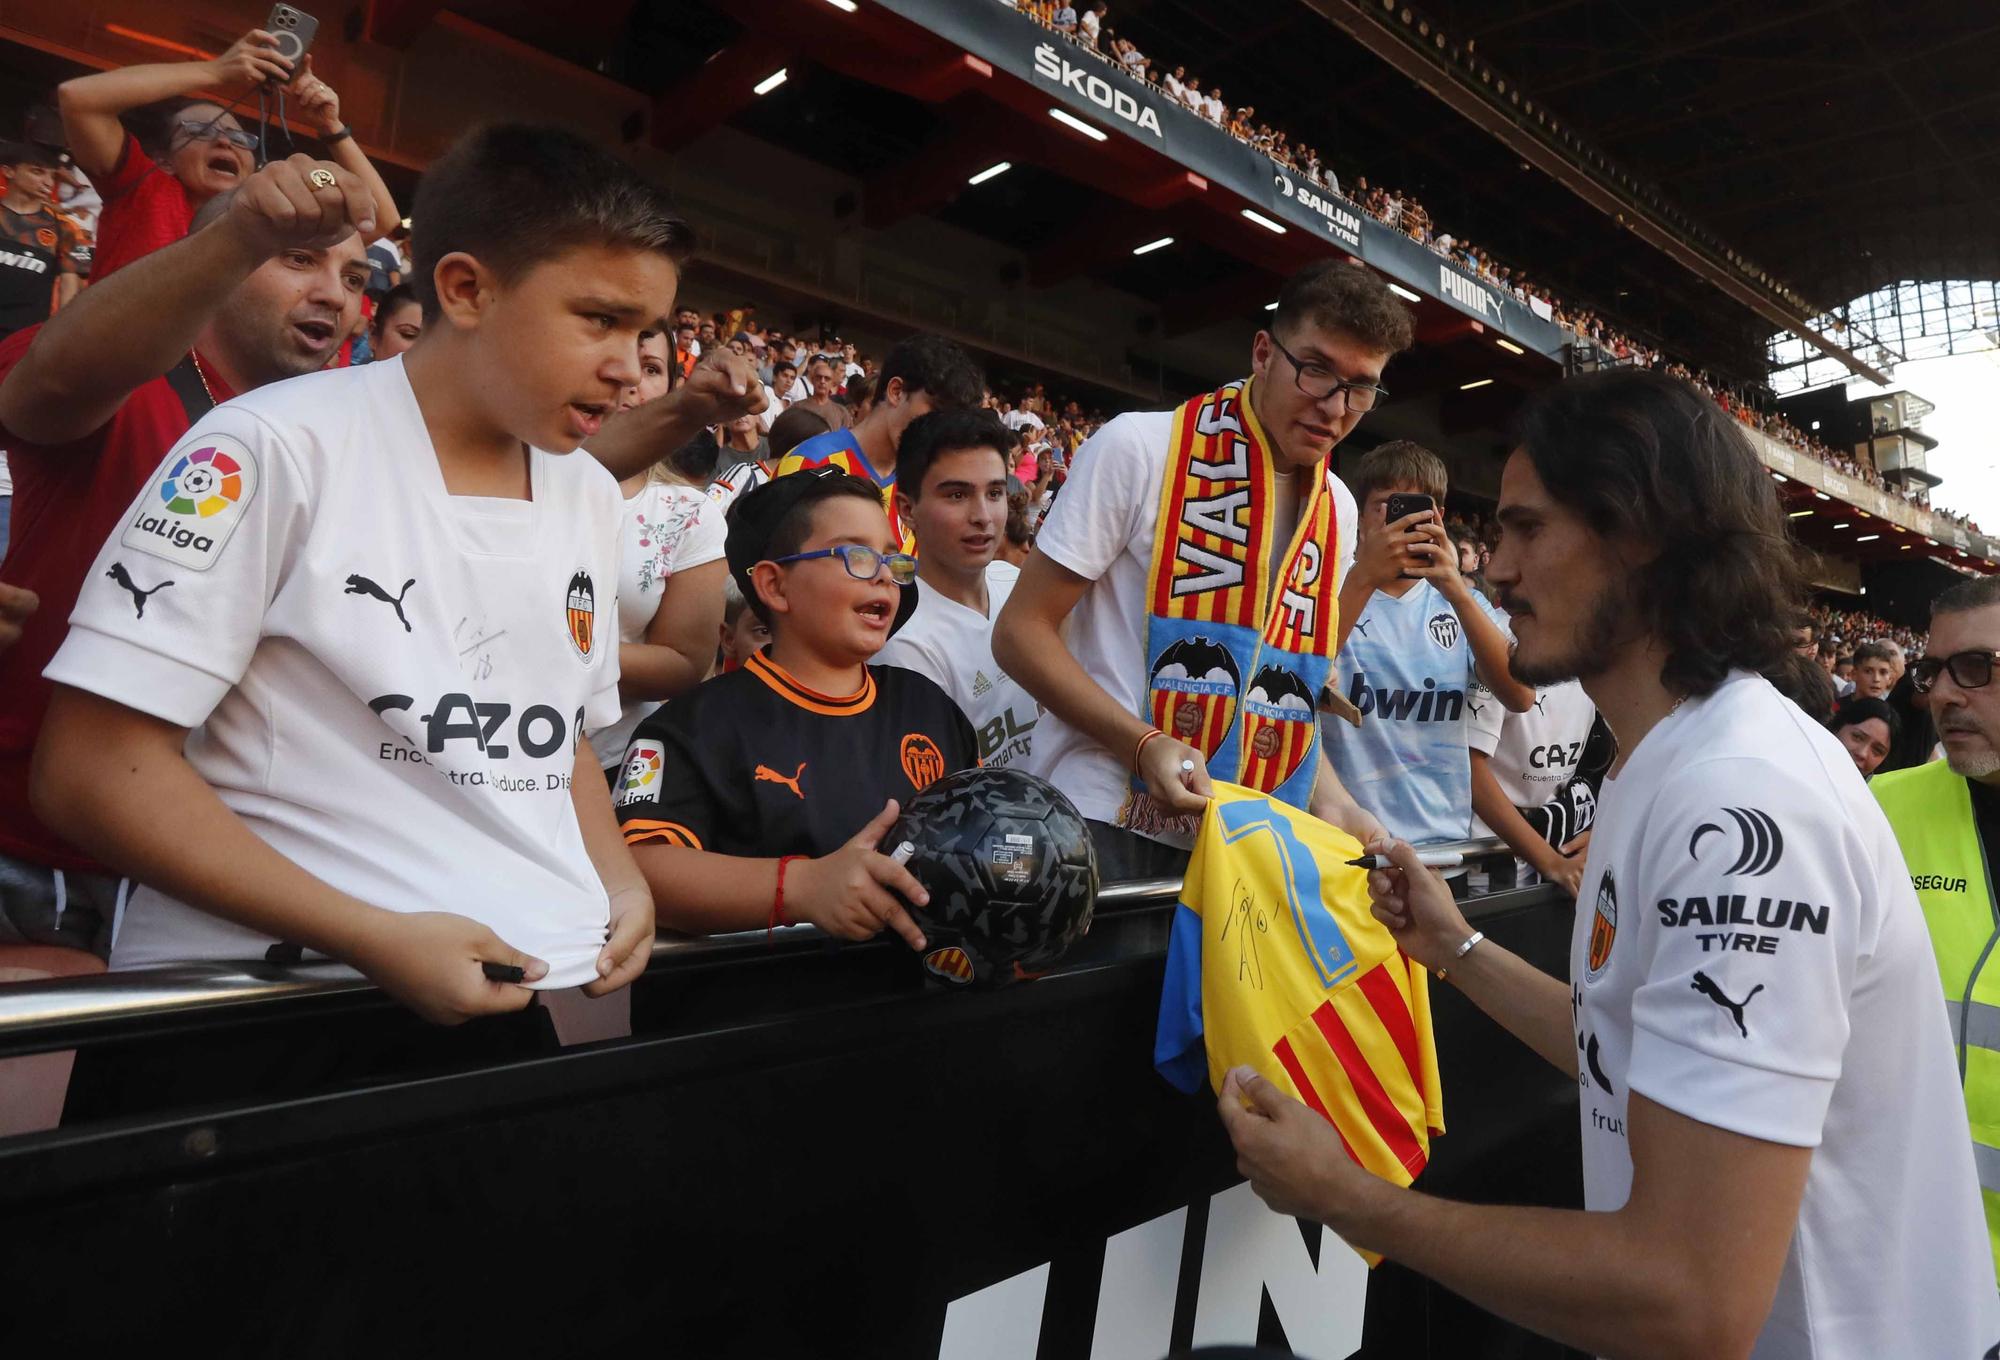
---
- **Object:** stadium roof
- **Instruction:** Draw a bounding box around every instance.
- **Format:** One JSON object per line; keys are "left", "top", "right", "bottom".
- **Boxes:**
{"left": 361, "top": 1, "right": 1998, "bottom": 385}
{"left": 1087, "top": 0, "right": 2000, "bottom": 378}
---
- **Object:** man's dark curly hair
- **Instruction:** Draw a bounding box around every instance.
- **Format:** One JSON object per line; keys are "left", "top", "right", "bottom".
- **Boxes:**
{"left": 1509, "top": 368, "right": 1804, "bottom": 699}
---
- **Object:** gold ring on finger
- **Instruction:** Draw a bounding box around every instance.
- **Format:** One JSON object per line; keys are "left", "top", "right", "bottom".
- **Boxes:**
{"left": 308, "top": 168, "right": 337, "bottom": 190}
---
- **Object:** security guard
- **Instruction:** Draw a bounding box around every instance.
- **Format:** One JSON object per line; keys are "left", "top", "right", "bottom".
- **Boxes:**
{"left": 1873, "top": 574, "right": 2000, "bottom": 1283}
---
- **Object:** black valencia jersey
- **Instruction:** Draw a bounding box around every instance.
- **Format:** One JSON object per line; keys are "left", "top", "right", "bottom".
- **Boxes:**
{"left": 614, "top": 651, "right": 978, "bottom": 857}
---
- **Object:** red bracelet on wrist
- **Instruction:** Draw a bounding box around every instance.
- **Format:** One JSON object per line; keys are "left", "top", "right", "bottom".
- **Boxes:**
{"left": 769, "top": 854, "right": 805, "bottom": 941}
{"left": 1133, "top": 727, "right": 1167, "bottom": 773}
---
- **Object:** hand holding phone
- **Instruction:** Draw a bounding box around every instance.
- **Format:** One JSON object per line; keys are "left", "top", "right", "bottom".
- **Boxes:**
{"left": 1382, "top": 491, "right": 1436, "bottom": 580}
{"left": 265, "top": 5, "right": 321, "bottom": 74}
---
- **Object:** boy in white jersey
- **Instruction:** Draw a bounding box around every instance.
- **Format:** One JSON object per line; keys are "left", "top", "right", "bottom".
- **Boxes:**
{"left": 1467, "top": 677, "right": 1600, "bottom": 896}
{"left": 878, "top": 408, "right": 1040, "bottom": 769}
{"left": 1329, "top": 440, "right": 1532, "bottom": 846}
{"left": 34, "top": 125, "right": 672, "bottom": 1024}
{"left": 1219, "top": 369, "right": 1999, "bottom": 1358}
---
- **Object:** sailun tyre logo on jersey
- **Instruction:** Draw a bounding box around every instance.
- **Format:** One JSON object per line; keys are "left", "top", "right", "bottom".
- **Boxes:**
{"left": 1688, "top": 807, "right": 1785, "bottom": 877}
{"left": 122, "top": 436, "right": 259, "bottom": 571}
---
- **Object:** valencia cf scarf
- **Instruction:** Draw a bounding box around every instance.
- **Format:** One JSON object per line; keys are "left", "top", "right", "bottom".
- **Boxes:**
{"left": 1124, "top": 377, "right": 1341, "bottom": 841}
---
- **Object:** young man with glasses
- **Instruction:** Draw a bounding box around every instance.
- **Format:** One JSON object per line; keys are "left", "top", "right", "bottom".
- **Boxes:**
{"left": 1873, "top": 573, "right": 2000, "bottom": 1283}
{"left": 993, "top": 260, "right": 1411, "bottom": 878}
{"left": 57, "top": 27, "right": 399, "bottom": 281}
{"left": 613, "top": 468, "right": 975, "bottom": 945}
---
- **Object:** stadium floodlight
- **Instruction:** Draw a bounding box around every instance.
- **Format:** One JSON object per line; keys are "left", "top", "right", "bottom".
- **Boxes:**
{"left": 754, "top": 68, "right": 789, "bottom": 95}
{"left": 1240, "top": 208, "right": 1288, "bottom": 234}
{"left": 1132, "top": 237, "right": 1174, "bottom": 256}
{"left": 1049, "top": 107, "right": 1108, "bottom": 141}
{"left": 1265, "top": 301, "right": 1280, "bottom": 310}
{"left": 1388, "top": 283, "right": 1422, "bottom": 302}
{"left": 823, "top": 0, "right": 859, "bottom": 9}
{"left": 1902, "top": 544, "right": 1913, "bottom": 550}
{"left": 1833, "top": 523, "right": 1851, "bottom": 529}
{"left": 1459, "top": 378, "right": 1493, "bottom": 391}
{"left": 966, "top": 162, "right": 1012, "bottom": 186}
{"left": 1788, "top": 510, "right": 1813, "bottom": 518}
{"left": 1856, "top": 534, "right": 1881, "bottom": 542}
{"left": 1772, "top": 473, "right": 1788, "bottom": 482}
{"left": 1495, "top": 338, "right": 1525, "bottom": 355}
{"left": 1814, "top": 492, "right": 1830, "bottom": 500}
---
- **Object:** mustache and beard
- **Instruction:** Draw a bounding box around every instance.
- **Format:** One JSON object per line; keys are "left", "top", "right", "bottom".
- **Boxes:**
{"left": 1497, "top": 574, "right": 1631, "bottom": 688}
{"left": 1938, "top": 711, "right": 2000, "bottom": 778}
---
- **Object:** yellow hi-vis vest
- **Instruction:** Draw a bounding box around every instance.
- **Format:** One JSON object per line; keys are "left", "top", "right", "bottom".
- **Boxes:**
{"left": 1873, "top": 758, "right": 2000, "bottom": 1284}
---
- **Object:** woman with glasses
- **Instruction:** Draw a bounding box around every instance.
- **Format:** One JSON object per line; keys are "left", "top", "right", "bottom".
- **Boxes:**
{"left": 57, "top": 27, "right": 399, "bottom": 282}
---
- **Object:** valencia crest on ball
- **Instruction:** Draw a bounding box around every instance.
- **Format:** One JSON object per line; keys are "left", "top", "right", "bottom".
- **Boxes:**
{"left": 886, "top": 767, "right": 1099, "bottom": 988}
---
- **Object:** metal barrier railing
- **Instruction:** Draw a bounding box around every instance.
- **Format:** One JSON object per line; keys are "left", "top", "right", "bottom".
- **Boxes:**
{"left": 0, "top": 839, "right": 1512, "bottom": 1043}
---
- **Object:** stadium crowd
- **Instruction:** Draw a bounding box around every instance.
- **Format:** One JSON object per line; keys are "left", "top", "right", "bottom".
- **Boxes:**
{"left": 0, "top": 25, "right": 1995, "bottom": 1357}
{"left": 0, "top": 23, "right": 1966, "bottom": 971}
{"left": 1008, "top": 0, "right": 1984, "bottom": 535}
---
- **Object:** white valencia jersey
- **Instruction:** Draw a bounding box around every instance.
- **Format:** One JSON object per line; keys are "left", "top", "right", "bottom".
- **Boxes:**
{"left": 46, "top": 357, "right": 626, "bottom": 988}
{"left": 1571, "top": 672, "right": 1998, "bottom": 1358}
{"left": 876, "top": 561, "right": 1038, "bottom": 768}
{"left": 1467, "top": 677, "right": 1597, "bottom": 837}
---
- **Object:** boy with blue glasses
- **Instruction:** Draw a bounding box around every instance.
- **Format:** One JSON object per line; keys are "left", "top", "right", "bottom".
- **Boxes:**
{"left": 615, "top": 467, "right": 977, "bottom": 947}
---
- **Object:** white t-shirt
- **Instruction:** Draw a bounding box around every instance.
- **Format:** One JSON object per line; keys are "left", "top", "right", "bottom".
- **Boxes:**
{"left": 588, "top": 478, "right": 726, "bottom": 769}
{"left": 877, "top": 561, "right": 1038, "bottom": 768}
{"left": 1000, "top": 408, "right": 1045, "bottom": 433}
{"left": 1079, "top": 9, "right": 1101, "bottom": 42}
{"left": 1205, "top": 94, "right": 1225, "bottom": 123}
{"left": 1028, "top": 405, "right": 1357, "bottom": 841}
{"left": 47, "top": 357, "right": 625, "bottom": 989}
{"left": 1572, "top": 671, "right": 1998, "bottom": 1358}
{"left": 1467, "top": 677, "right": 1597, "bottom": 837}
{"left": 707, "top": 459, "right": 772, "bottom": 516}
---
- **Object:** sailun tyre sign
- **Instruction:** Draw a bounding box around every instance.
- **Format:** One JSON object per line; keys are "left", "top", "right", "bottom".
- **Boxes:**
{"left": 1276, "top": 171, "right": 1362, "bottom": 250}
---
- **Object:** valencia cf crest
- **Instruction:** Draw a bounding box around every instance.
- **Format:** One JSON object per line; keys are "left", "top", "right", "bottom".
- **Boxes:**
{"left": 923, "top": 946, "right": 976, "bottom": 986}
{"left": 565, "top": 569, "right": 597, "bottom": 661}
{"left": 900, "top": 733, "right": 946, "bottom": 790}
{"left": 1240, "top": 663, "right": 1316, "bottom": 788}
{"left": 1147, "top": 635, "right": 1241, "bottom": 763}
{"left": 1427, "top": 613, "right": 1461, "bottom": 650}
{"left": 1586, "top": 869, "right": 1617, "bottom": 982}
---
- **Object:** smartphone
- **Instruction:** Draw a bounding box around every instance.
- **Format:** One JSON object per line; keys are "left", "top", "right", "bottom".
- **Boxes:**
{"left": 1383, "top": 492, "right": 1436, "bottom": 579}
{"left": 267, "top": 4, "right": 320, "bottom": 73}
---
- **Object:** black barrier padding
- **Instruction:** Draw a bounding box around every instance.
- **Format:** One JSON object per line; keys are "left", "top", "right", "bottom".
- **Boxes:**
{"left": 0, "top": 893, "right": 1583, "bottom": 1358}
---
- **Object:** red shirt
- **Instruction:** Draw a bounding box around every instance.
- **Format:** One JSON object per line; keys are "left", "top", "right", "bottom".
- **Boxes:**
{"left": 90, "top": 132, "right": 195, "bottom": 283}
{"left": 0, "top": 327, "right": 234, "bottom": 869}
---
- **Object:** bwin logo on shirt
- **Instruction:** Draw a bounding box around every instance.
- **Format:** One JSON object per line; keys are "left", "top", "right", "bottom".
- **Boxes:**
{"left": 1347, "top": 672, "right": 1464, "bottom": 723}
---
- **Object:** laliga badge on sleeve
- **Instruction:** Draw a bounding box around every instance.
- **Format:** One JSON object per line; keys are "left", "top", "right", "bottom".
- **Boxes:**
{"left": 121, "top": 434, "right": 260, "bottom": 571}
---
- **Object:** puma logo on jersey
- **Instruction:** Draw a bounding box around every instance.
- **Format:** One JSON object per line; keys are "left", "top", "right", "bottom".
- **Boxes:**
{"left": 755, "top": 762, "right": 806, "bottom": 798}
{"left": 1691, "top": 970, "right": 1763, "bottom": 1037}
{"left": 106, "top": 562, "right": 173, "bottom": 618}
{"left": 346, "top": 573, "right": 416, "bottom": 633}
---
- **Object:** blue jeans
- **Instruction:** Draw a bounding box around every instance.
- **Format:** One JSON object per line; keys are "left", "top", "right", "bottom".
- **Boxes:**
{"left": 0, "top": 492, "right": 11, "bottom": 565}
